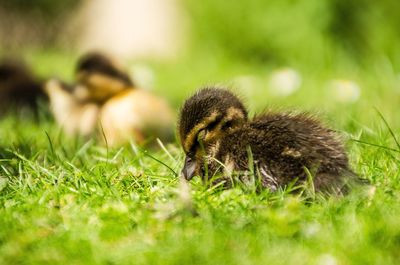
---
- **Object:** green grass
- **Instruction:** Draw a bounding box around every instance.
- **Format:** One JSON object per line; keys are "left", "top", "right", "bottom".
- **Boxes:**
{"left": 1, "top": 50, "right": 400, "bottom": 265}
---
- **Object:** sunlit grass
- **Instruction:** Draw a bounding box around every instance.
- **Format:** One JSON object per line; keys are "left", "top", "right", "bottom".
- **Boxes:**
{"left": 1, "top": 50, "right": 400, "bottom": 265}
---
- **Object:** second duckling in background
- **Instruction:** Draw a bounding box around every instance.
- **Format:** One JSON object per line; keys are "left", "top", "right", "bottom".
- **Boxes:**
{"left": 45, "top": 52, "right": 175, "bottom": 146}
{"left": 76, "top": 52, "right": 175, "bottom": 146}
{"left": 74, "top": 52, "right": 134, "bottom": 103}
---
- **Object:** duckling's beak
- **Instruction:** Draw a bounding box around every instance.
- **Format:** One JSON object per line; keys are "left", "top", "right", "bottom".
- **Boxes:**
{"left": 182, "top": 155, "right": 197, "bottom": 181}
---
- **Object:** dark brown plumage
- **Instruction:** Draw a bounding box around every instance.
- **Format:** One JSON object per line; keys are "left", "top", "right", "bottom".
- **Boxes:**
{"left": 0, "top": 59, "right": 47, "bottom": 116}
{"left": 178, "top": 87, "right": 358, "bottom": 194}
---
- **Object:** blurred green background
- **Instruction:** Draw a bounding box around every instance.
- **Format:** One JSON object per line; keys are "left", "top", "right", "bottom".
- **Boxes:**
{"left": 1, "top": 2, "right": 400, "bottom": 265}
{"left": 187, "top": 0, "right": 400, "bottom": 68}
{"left": 1, "top": 0, "right": 400, "bottom": 114}
{"left": 1, "top": 0, "right": 400, "bottom": 68}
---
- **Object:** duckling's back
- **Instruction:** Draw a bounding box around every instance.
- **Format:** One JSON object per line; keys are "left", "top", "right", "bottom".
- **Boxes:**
{"left": 218, "top": 112, "right": 353, "bottom": 191}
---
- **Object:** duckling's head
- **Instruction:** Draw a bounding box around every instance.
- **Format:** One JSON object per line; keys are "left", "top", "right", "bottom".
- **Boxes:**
{"left": 178, "top": 87, "right": 248, "bottom": 180}
{"left": 75, "top": 52, "right": 133, "bottom": 102}
{"left": 76, "top": 52, "right": 133, "bottom": 86}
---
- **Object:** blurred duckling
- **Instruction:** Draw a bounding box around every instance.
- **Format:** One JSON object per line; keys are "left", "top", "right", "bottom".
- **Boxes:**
{"left": 47, "top": 51, "right": 174, "bottom": 145}
{"left": 178, "top": 87, "right": 358, "bottom": 194}
{"left": 44, "top": 79, "right": 99, "bottom": 137}
{"left": 75, "top": 52, "right": 174, "bottom": 145}
{"left": 0, "top": 59, "right": 47, "bottom": 117}
{"left": 74, "top": 52, "right": 134, "bottom": 103}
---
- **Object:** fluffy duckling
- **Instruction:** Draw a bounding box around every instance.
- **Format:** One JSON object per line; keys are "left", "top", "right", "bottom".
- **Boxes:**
{"left": 74, "top": 52, "right": 174, "bottom": 145}
{"left": 44, "top": 79, "right": 99, "bottom": 137}
{"left": 44, "top": 52, "right": 174, "bottom": 144}
{"left": 178, "top": 87, "right": 357, "bottom": 193}
{"left": 74, "top": 52, "right": 134, "bottom": 103}
{"left": 46, "top": 51, "right": 174, "bottom": 145}
{"left": 0, "top": 59, "right": 47, "bottom": 116}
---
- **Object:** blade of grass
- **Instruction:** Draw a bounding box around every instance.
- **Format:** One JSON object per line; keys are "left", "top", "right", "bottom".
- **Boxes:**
{"left": 141, "top": 149, "right": 178, "bottom": 177}
{"left": 375, "top": 108, "right": 400, "bottom": 150}
{"left": 351, "top": 139, "right": 400, "bottom": 153}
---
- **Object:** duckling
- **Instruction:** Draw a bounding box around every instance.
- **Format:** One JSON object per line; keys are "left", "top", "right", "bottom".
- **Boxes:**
{"left": 73, "top": 52, "right": 175, "bottom": 145}
{"left": 178, "top": 87, "right": 357, "bottom": 194}
{"left": 74, "top": 52, "right": 133, "bottom": 103}
{"left": 44, "top": 79, "right": 99, "bottom": 137}
{"left": 45, "top": 53, "right": 174, "bottom": 145}
{"left": 0, "top": 59, "right": 47, "bottom": 116}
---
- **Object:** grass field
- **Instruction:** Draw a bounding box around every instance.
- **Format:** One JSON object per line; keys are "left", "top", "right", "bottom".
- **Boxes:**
{"left": 1, "top": 50, "right": 400, "bottom": 265}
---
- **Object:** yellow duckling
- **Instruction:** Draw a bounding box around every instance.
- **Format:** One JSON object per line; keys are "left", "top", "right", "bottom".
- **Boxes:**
{"left": 46, "top": 52, "right": 175, "bottom": 145}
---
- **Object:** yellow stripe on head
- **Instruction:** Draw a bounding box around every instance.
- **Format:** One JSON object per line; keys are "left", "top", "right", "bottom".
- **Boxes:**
{"left": 225, "top": 107, "right": 246, "bottom": 122}
{"left": 183, "top": 111, "right": 219, "bottom": 153}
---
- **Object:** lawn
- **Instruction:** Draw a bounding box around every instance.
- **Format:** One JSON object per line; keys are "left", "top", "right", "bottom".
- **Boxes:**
{"left": 0, "top": 49, "right": 400, "bottom": 265}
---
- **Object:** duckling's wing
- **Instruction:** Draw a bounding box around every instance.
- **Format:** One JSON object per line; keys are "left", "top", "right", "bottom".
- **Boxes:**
{"left": 248, "top": 112, "right": 357, "bottom": 193}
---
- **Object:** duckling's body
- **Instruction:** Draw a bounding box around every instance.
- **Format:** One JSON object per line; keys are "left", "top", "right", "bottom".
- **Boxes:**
{"left": 0, "top": 60, "right": 46, "bottom": 116}
{"left": 45, "top": 52, "right": 174, "bottom": 145}
{"left": 100, "top": 89, "right": 174, "bottom": 146}
{"left": 75, "top": 52, "right": 174, "bottom": 145}
{"left": 44, "top": 79, "right": 99, "bottom": 137}
{"left": 205, "top": 112, "right": 352, "bottom": 192}
{"left": 179, "top": 87, "right": 357, "bottom": 193}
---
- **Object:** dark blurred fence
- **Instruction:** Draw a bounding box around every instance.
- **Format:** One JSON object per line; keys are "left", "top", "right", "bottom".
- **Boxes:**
{"left": 0, "top": 0, "right": 79, "bottom": 50}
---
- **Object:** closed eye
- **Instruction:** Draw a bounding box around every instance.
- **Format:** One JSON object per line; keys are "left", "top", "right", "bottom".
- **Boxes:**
{"left": 206, "top": 118, "right": 221, "bottom": 132}
{"left": 221, "top": 120, "right": 236, "bottom": 130}
{"left": 189, "top": 117, "right": 222, "bottom": 153}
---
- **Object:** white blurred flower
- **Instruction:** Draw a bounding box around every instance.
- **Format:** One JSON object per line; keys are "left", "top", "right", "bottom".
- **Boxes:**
{"left": 317, "top": 254, "right": 338, "bottom": 265}
{"left": 329, "top": 79, "right": 361, "bottom": 103}
{"left": 129, "top": 64, "right": 155, "bottom": 89}
{"left": 269, "top": 68, "right": 302, "bottom": 96}
{"left": 302, "top": 222, "right": 321, "bottom": 238}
